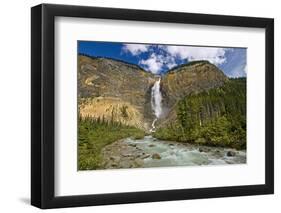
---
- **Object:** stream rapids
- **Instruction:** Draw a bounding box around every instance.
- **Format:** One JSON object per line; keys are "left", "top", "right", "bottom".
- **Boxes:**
{"left": 101, "top": 135, "right": 246, "bottom": 169}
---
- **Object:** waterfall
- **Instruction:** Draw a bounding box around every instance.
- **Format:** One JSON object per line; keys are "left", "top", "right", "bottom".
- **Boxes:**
{"left": 150, "top": 78, "right": 162, "bottom": 132}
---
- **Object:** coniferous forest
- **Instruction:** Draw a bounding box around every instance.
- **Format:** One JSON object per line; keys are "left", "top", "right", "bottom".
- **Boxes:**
{"left": 153, "top": 78, "right": 246, "bottom": 149}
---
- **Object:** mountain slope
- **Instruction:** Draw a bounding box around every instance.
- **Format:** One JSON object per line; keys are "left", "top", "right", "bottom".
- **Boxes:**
{"left": 78, "top": 55, "right": 156, "bottom": 130}
{"left": 161, "top": 60, "right": 228, "bottom": 113}
{"left": 154, "top": 78, "right": 246, "bottom": 149}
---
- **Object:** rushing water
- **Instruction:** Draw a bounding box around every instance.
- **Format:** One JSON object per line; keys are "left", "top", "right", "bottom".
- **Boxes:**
{"left": 150, "top": 78, "right": 162, "bottom": 132}
{"left": 124, "top": 136, "right": 246, "bottom": 167}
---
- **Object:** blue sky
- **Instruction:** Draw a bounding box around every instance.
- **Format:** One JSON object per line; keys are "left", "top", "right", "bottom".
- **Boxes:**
{"left": 78, "top": 41, "right": 247, "bottom": 78}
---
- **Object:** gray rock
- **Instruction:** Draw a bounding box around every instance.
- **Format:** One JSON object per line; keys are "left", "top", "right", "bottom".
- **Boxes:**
{"left": 152, "top": 153, "right": 161, "bottom": 160}
{"left": 199, "top": 147, "right": 210, "bottom": 152}
{"left": 226, "top": 151, "right": 236, "bottom": 157}
{"left": 134, "top": 159, "right": 144, "bottom": 166}
{"left": 119, "top": 161, "right": 132, "bottom": 168}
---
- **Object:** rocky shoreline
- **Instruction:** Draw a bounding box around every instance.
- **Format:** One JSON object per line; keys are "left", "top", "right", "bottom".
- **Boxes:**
{"left": 101, "top": 139, "right": 147, "bottom": 169}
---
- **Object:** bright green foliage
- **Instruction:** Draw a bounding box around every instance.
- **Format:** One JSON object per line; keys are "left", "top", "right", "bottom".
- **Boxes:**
{"left": 154, "top": 78, "right": 246, "bottom": 149}
{"left": 78, "top": 116, "right": 145, "bottom": 170}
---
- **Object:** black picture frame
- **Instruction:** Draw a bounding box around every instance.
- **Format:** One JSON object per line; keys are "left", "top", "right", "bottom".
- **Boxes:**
{"left": 31, "top": 3, "right": 274, "bottom": 209}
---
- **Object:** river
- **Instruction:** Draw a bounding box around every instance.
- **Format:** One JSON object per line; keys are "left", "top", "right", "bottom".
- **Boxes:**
{"left": 101, "top": 135, "right": 246, "bottom": 169}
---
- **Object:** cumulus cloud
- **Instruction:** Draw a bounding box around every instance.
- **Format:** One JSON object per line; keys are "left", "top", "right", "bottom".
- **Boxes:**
{"left": 122, "top": 44, "right": 150, "bottom": 56}
{"left": 139, "top": 53, "right": 163, "bottom": 74}
{"left": 165, "top": 46, "right": 227, "bottom": 65}
{"left": 122, "top": 44, "right": 230, "bottom": 74}
{"left": 139, "top": 52, "right": 177, "bottom": 74}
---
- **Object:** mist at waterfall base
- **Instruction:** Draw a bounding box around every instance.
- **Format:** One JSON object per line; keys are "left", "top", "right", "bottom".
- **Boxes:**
{"left": 150, "top": 78, "right": 162, "bottom": 132}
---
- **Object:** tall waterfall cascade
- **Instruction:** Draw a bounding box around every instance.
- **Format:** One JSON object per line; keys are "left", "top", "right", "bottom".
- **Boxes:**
{"left": 150, "top": 78, "right": 162, "bottom": 132}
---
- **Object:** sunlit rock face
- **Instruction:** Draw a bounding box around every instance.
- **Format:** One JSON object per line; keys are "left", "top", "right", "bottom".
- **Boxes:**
{"left": 161, "top": 61, "right": 228, "bottom": 110}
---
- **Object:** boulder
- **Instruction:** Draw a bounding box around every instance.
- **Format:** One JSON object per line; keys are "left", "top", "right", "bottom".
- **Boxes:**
{"left": 198, "top": 147, "right": 210, "bottom": 152}
{"left": 134, "top": 159, "right": 144, "bottom": 167}
{"left": 152, "top": 153, "right": 161, "bottom": 160}
{"left": 226, "top": 151, "right": 236, "bottom": 157}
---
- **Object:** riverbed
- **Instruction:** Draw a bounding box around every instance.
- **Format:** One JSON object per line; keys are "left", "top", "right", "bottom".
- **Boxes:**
{"left": 100, "top": 136, "right": 246, "bottom": 169}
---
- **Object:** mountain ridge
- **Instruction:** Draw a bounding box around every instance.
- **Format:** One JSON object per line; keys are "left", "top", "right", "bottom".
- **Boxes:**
{"left": 79, "top": 53, "right": 147, "bottom": 71}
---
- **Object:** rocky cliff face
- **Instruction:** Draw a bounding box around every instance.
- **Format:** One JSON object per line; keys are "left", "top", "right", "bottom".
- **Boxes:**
{"left": 158, "top": 61, "right": 228, "bottom": 126}
{"left": 78, "top": 56, "right": 228, "bottom": 131}
{"left": 78, "top": 55, "right": 155, "bottom": 130}
{"left": 78, "top": 55, "right": 155, "bottom": 102}
{"left": 161, "top": 61, "right": 228, "bottom": 111}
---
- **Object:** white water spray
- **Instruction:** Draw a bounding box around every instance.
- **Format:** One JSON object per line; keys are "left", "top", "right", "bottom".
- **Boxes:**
{"left": 150, "top": 78, "right": 162, "bottom": 132}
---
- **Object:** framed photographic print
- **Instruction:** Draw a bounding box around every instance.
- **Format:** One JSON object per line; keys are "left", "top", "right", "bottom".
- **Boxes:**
{"left": 31, "top": 3, "right": 274, "bottom": 209}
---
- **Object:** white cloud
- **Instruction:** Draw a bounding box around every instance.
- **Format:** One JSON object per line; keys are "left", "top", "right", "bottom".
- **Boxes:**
{"left": 139, "top": 53, "right": 178, "bottom": 74}
{"left": 139, "top": 53, "right": 164, "bottom": 74}
{"left": 162, "top": 54, "right": 177, "bottom": 69}
{"left": 122, "top": 44, "right": 229, "bottom": 74}
{"left": 165, "top": 46, "right": 227, "bottom": 65}
{"left": 122, "top": 44, "right": 150, "bottom": 56}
